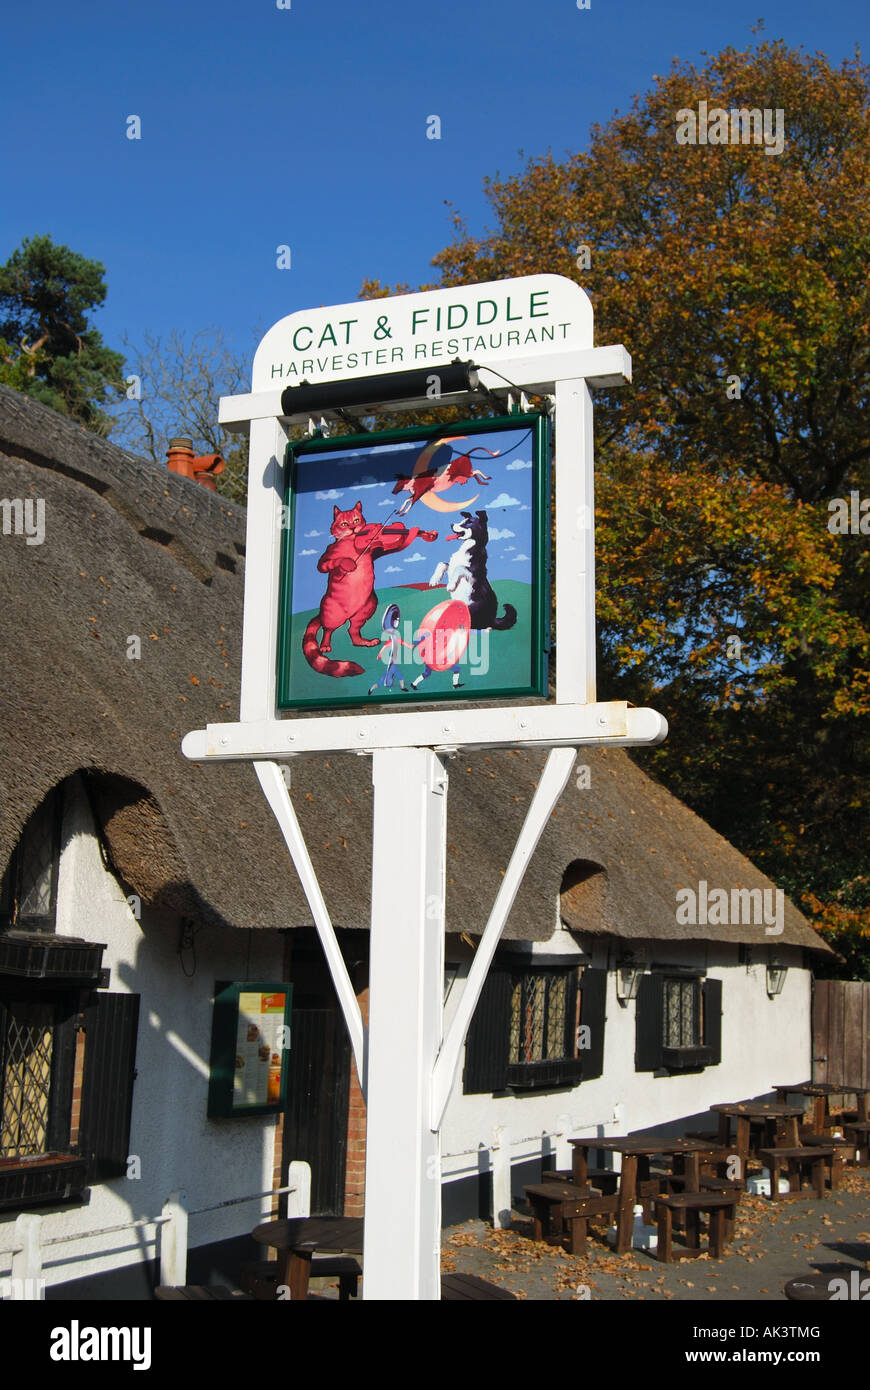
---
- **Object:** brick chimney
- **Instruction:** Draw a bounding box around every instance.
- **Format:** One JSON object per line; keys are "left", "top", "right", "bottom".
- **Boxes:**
{"left": 166, "top": 436, "right": 225, "bottom": 492}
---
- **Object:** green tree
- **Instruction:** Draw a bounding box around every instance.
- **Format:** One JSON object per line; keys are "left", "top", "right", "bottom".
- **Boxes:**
{"left": 367, "top": 39, "right": 870, "bottom": 971}
{"left": 0, "top": 234, "right": 124, "bottom": 432}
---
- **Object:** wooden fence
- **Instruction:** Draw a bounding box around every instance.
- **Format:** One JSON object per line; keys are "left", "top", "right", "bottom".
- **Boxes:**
{"left": 813, "top": 980, "right": 870, "bottom": 1087}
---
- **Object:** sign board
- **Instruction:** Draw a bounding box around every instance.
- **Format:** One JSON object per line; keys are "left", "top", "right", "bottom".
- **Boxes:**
{"left": 251, "top": 274, "right": 594, "bottom": 394}
{"left": 277, "top": 413, "right": 549, "bottom": 710}
{"left": 186, "top": 273, "right": 666, "bottom": 1299}
{"left": 207, "top": 981, "right": 292, "bottom": 1118}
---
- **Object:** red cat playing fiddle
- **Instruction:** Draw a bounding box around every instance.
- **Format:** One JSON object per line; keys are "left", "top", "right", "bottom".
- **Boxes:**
{"left": 303, "top": 501, "right": 437, "bottom": 677}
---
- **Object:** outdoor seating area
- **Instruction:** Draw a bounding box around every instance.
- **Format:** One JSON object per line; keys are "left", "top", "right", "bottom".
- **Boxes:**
{"left": 143, "top": 1082, "right": 869, "bottom": 1301}
{"left": 517, "top": 1083, "right": 870, "bottom": 1267}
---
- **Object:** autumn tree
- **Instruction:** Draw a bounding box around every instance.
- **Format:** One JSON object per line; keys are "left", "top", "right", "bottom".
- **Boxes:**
{"left": 367, "top": 39, "right": 870, "bottom": 968}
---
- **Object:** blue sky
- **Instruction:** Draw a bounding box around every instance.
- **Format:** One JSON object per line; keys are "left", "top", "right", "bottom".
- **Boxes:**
{"left": 2, "top": 0, "right": 866, "bottom": 375}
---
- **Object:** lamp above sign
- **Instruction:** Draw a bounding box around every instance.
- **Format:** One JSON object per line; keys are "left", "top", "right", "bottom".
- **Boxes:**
{"left": 252, "top": 274, "right": 594, "bottom": 394}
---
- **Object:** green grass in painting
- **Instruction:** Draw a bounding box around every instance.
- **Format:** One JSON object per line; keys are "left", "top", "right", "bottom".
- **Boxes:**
{"left": 283, "top": 579, "right": 533, "bottom": 707}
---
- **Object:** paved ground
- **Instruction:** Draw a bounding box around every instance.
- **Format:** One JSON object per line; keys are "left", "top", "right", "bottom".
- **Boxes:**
{"left": 435, "top": 1168, "right": 870, "bottom": 1301}
{"left": 306, "top": 1169, "right": 870, "bottom": 1301}
{"left": 428, "top": 1173, "right": 867, "bottom": 1301}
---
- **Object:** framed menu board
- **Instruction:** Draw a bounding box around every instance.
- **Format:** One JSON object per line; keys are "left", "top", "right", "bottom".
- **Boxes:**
{"left": 207, "top": 981, "right": 293, "bottom": 1117}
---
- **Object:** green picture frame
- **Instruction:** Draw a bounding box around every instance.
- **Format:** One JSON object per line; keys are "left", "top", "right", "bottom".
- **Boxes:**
{"left": 207, "top": 981, "right": 293, "bottom": 1118}
{"left": 276, "top": 411, "right": 551, "bottom": 711}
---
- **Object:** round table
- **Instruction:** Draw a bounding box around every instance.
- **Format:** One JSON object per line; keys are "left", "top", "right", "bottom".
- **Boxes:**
{"left": 252, "top": 1217, "right": 363, "bottom": 1300}
{"left": 785, "top": 1267, "right": 866, "bottom": 1301}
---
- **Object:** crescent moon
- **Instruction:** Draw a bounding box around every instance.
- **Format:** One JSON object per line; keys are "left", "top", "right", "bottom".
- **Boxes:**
{"left": 412, "top": 435, "right": 479, "bottom": 513}
{"left": 423, "top": 489, "right": 479, "bottom": 513}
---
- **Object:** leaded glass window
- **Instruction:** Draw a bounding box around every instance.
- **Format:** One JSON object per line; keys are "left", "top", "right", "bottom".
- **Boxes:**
{"left": 663, "top": 978, "right": 701, "bottom": 1048}
{"left": 0, "top": 788, "right": 62, "bottom": 933}
{"left": 0, "top": 1001, "right": 54, "bottom": 1157}
{"left": 509, "top": 970, "right": 573, "bottom": 1064}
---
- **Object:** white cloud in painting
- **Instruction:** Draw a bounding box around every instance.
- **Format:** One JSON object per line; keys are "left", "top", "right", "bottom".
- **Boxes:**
{"left": 355, "top": 476, "right": 381, "bottom": 488}
{"left": 519, "top": 504, "right": 530, "bottom": 511}
{"left": 315, "top": 488, "right": 343, "bottom": 500}
{"left": 299, "top": 548, "right": 317, "bottom": 556}
{"left": 513, "top": 553, "right": 530, "bottom": 562}
{"left": 487, "top": 527, "right": 515, "bottom": 541}
{"left": 304, "top": 529, "right": 322, "bottom": 537}
{"left": 488, "top": 492, "right": 520, "bottom": 508}
{"left": 404, "top": 552, "right": 427, "bottom": 563}
{"left": 385, "top": 565, "right": 401, "bottom": 573}
{"left": 378, "top": 498, "right": 394, "bottom": 507}
{"left": 505, "top": 546, "right": 516, "bottom": 552}
{"left": 506, "top": 458, "right": 532, "bottom": 470}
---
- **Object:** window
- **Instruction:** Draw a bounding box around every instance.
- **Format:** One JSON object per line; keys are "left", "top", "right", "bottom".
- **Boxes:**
{"left": 1, "top": 999, "right": 55, "bottom": 1157}
{"left": 0, "top": 989, "right": 140, "bottom": 1210}
{"left": 663, "top": 978, "right": 701, "bottom": 1049}
{"left": 1, "top": 788, "right": 63, "bottom": 934}
{"left": 464, "top": 962, "right": 607, "bottom": 1094}
{"left": 635, "top": 973, "right": 722, "bottom": 1073}
{"left": 0, "top": 788, "right": 140, "bottom": 1211}
{"left": 510, "top": 971, "right": 573, "bottom": 1064}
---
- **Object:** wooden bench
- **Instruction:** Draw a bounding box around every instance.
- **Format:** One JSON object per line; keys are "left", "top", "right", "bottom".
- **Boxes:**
{"left": 757, "top": 1146, "right": 833, "bottom": 1200}
{"left": 241, "top": 1256, "right": 361, "bottom": 1301}
{"left": 441, "top": 1273, "right": 516, "bottom": 1300}
{"left": 155, "top": 1285, "right": 255, "bottom": 1300}
{"left": 844, "top": 1122, "right": 870, "bottom": 1165}
{"left": 801, "top": 1133, "right": 851, "bottom": 1186}
{"left": 542, "top": 1167, "right": 619, "bottom": 1195}
{"left": 653, "top": 1193, "right": 738, "bottom": 1263}
{"left": 524, "top": 1181, "right": 617, "bottom": 1255}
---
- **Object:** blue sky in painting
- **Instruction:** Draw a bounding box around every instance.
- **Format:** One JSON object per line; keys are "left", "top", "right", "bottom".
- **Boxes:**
{"left": 289, "top": 424, "right": 537, "bottom": 612}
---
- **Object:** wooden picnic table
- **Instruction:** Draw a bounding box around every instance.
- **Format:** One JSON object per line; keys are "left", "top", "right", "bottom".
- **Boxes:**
{"left": 252, "top": 1217, "right": 364, "bottom": 1301}
{"left": 251, "top": 1218, "right": 514, "bottom": 1300}
{"left": 774, "top": 1082, "right": 840, "bottom": 1134}
{"left": 775, "top": 1083, "right": 870, "bottom": 1126}
{"left": 831, "top": 1086, "right": 870, "bottom": 1124}
{"left": 851, "top": 1088, "right": 870, "bottom": 1123}
{"left": 568, "top": 1136, "right": 713, "bottom": 1255}
{"left": 710, "top": 1102, "right": 803, "bottom": 1156}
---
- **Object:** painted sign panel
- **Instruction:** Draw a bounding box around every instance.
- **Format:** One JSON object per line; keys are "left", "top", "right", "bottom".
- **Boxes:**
{"left": 253, "top": 274, "right": 593, "bottom": 392}
{"left": 207, "top": 982, "right": 292, "bottom": 1118}
{"left": 277, "top": 413, "right": 549, "bottom": 710}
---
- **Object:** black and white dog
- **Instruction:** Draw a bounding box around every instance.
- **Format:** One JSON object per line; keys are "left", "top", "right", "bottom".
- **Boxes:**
{"left": 429, "top": 510, "right": 517, "bottom": 631}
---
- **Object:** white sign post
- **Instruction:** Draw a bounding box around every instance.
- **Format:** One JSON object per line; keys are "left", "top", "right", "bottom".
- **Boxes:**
{"left": 183, "top": 274, "right": 666, "bottom": 1300}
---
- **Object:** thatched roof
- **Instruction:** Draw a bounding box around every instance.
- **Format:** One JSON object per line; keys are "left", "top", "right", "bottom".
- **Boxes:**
{"left": 0, "top": 385, "right": 827, "bottom": 952}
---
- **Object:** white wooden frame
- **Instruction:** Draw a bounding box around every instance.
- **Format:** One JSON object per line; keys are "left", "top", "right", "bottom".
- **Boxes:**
{"left": 183, "top": 282, "right": 665, "bottom": 1300}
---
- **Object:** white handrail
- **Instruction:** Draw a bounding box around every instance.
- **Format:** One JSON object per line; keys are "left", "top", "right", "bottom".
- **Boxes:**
{"left": 0, "top": 1164, "right": 312, "bottom": 1298}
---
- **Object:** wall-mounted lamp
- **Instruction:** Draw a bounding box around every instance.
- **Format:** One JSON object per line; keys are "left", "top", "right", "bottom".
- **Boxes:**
{"left": 615, "top": 960, "right": 644, "bottom": 1003}
{"left": 766, "top": 959, "right": 788, "bottom": 997}
{"left": 281, "top": 360, "right": 479, "bottom": 418}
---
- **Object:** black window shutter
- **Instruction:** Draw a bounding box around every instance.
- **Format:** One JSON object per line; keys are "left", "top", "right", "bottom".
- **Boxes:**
{"left": 463, "top": 969, "right": 512, "bottom": 1094}
{"left": 702, "top": 978, "right": 723, "bottom": 1065}
{"left": 47, "top": 995, "right": 78, "bottom": 1152}
{"left": 578, "top": 968, "right": 606, "bottom": 1080}
{"left": 78, "top": 992, "right": 140, "bottom": 1180}
{"left": 635, "top": 973, "right": 664, "bottom": 1072}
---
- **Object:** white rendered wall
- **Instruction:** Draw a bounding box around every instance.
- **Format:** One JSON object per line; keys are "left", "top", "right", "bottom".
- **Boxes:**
{"left": 0, "top": 779, "right": 285, "bottom": 1290}
{"left": 441, "top": 925, "right": 812, "bottom": 1186}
